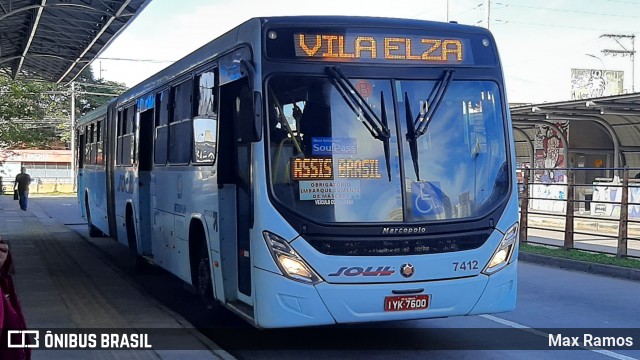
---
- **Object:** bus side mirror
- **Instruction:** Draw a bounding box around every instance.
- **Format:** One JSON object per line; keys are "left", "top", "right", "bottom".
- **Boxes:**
{"left": 236, "top": 89, "right": 263, "bottom": 143}
{"left": 238, "top": 59, "right": 262, "bottom": 143}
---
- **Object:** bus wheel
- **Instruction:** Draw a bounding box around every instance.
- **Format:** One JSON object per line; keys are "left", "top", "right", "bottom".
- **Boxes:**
{"left": 126, "top": 212, "right": 148, "bottom": 272}
{"left": 86, "top": 201, "right": 102, "bottom": 237}
{"left": 197, "top": 241, "right": 216, "bottom": 310}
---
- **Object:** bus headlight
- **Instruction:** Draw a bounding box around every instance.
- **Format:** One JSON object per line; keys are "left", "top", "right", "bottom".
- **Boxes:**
{"left": 263, "top": 231, "right": 322, "bottom": 285}
{"left": 483, "top": 223, "right": 518, "bottom": 275}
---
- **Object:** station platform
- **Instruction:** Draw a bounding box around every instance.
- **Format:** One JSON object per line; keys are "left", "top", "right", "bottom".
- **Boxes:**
{"left": 0, "top": 194, "right": 234, "bottom": 360}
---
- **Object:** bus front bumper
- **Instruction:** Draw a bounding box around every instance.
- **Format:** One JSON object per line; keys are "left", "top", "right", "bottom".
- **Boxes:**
{"left": 253, "top": 260, "right": 517, "bottom": 328}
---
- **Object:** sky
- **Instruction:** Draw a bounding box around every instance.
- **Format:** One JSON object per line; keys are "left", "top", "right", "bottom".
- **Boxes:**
{"left": 93, "top": 0, "right": 640, "bottom": 104}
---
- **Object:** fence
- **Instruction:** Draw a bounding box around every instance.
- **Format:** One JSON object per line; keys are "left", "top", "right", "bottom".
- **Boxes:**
{"left": 1, "top": 166, "right": 639, "bottom": 256}
{"left": 519, "top": 167, "right": 640, "bottom": 259}
{"left": 1, "top": 177, "right": 74, "bottom": 194}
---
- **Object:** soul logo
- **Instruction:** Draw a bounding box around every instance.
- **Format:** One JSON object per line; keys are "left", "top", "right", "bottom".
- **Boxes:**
{"left": 328, "top": 266, "right": 395, "bottom": 277}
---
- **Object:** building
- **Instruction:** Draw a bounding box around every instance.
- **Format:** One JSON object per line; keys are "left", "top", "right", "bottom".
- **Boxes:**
{"left": 0, "top": 149, "right": 73, "bottom": 194}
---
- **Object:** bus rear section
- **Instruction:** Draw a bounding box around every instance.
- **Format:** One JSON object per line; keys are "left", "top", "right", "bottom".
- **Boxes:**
{"left": 246, "top": 19, "right": 519, "bottom": 327}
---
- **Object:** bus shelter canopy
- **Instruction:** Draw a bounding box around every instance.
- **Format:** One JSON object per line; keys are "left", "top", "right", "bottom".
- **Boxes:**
{"left": 511, "top": 93, "right": 640, "bottom": 169}
{"left": 0, "top": 0, "right": 150, "bottom": 84}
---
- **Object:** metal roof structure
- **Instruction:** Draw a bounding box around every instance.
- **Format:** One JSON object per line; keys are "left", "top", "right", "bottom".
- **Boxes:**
{"left": 0, "top": 0, "right": 151, "bottom": 84}
{"left": 511, "top": 93, "right": 640, "bottom": 171}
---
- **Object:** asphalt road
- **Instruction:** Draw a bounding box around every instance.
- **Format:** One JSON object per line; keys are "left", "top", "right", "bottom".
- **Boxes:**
{"left": 31, "top": 196, "right": 640, "bottom": 360}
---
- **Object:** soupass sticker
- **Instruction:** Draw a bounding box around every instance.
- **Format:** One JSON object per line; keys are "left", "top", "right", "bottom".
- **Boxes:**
{"left": 311, "top": 137, "right": 357, "bottom": 155}
{"left": 411, "top": 181, "right": 444, "bottom": 217}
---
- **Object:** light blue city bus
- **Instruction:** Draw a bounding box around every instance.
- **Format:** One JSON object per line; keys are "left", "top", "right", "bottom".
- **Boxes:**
{"left": 76, "top": 16, "right": 519, "bottom": 328}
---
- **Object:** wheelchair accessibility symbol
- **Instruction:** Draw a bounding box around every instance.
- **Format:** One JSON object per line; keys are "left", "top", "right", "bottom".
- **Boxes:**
{"left": 411, "top": 181, "right": 443, "bottom": 217}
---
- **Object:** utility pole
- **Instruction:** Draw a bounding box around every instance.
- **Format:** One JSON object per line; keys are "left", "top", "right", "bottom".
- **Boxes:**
{"left": 69, "top": 81, "right": 76, "bottom": 192}
{"left": 601, "top": 34, "right": 636, "bottom": 92}
{"left": 446, "top": 0, "right": 449, "bottom": 22}
{"left": 485, "top": 0, "right": 491, "bottom": 30}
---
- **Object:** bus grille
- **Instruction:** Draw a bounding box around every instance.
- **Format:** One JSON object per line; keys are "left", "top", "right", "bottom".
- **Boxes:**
{"left": 305, "top": 232, "right": 490, "bottom": 256}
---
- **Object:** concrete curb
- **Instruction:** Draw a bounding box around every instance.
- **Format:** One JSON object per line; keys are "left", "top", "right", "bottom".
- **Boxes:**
{"left": 519, "top": 252, "right": 640, "bottom": 281}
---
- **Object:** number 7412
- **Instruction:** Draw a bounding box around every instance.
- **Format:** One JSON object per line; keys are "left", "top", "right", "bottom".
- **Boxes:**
{"left": 453, "top": 260, "right": 479, "bottom": 271}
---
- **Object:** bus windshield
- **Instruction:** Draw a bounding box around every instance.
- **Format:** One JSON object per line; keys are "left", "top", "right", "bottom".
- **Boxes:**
{"left": 267, "top": 74, "right": 509, "bottom": 223}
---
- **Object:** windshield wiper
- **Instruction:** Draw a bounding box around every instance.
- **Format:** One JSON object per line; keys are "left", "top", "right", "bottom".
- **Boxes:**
{"left": 326, "top": 66, "right": 392, "bottom": 181}
{"left": 405, "top": 70, "right": 454, "bottom": 181}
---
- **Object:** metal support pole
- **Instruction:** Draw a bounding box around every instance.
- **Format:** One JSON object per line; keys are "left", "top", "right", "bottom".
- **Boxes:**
{"left": 69, "top": 82, "right": 76, "bottom": 192}
{"left": 618, "top": 168, "right": 629, "bottom": 257}
{"left": 632, "top": 36, "right": 635, "bottom": 92}
{"left": 563, "top": 169, "right": 575, "bottom": 250}
{"left": 519, "top": 168, "right": 529, "bottom": 243}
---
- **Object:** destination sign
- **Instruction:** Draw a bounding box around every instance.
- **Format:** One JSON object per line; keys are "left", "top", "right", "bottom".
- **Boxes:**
{"left": 291, "top": 158, "right": 333, "bottom": 180}
{"left": 291, "top": 157, "right": 383, "bottom": 180}
{"left": 293, "top": 33, "right": 472, "bottom": 64}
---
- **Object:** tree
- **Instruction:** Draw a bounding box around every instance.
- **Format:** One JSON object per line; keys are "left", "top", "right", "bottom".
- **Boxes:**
{"left": 0, "top": 75, "right": 67, "bottom": 148}
{"left": 74, "top": 68, "right": 127, "bottom": 117}
{"left": 0, "top": 68, "right": 127, "bottom": 149}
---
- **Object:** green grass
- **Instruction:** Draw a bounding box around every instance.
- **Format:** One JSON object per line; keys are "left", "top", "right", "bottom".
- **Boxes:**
{"left": 520, "top": 243, "right": 640, "bottom": 270}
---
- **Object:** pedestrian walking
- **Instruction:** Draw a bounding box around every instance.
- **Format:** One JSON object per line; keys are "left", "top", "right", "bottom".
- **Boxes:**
{"left": 13, "top": 168, "right": 31, "bottom": 211}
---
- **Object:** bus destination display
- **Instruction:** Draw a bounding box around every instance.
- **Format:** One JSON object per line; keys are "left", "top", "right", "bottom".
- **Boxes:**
{"left": 293, "top": 33, "right": 472, "bottom": 64}
{"left": 291, "top": 158, "right": 383, "bottom": 180}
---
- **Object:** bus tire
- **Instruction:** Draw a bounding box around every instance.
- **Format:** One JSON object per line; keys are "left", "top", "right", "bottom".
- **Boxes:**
{"left": 86, "top": 196, "right": 102, "bottom": 237}
{"left": 196, "top": 241, "right": 216, "bottom": 311}
{"left": 126, "top": 209, "right": 148, "bottom": 272}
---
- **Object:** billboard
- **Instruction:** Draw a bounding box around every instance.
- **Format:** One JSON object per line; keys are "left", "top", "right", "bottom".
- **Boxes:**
{"left": 571, "top": 68, "right": 624, "bottom": 99}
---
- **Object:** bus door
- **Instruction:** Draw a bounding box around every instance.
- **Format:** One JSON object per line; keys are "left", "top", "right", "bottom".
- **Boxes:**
{"left": 136, "top": 102, "right": 154, "bottom": 257}
{"left": 77, "top": 129, "right": 86, "bottom": 216}
{"left": 218, "top": 77, "right": 254, "bottom": 303}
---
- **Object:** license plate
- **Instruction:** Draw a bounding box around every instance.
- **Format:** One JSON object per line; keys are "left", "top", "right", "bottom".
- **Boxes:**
{"left": 384, "top": 295, "right": 430, "bottom": 312}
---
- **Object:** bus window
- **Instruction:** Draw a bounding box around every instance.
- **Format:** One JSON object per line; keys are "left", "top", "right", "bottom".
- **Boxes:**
{"left": 154, "top": 90, "right": 169, "bottom": 165}
{"left": 267, "top": 76, "right": 403, "bottom": 222}
{"left": 97, "top": 119, "right": 104, "bottom": 165}
{"left": 193, "top": 118, "right": 217, "bottom": 163}
{"left": 193, "top": 71, "right": 218, "bottom": 164}
{"left": 397, "top": 80, "right": 508, "bottom": 220}
{"left": 169, "top": 80, "right": 193, "bottom": 164}
{"left": 84, "top": 125, "right": 91, "bottom": 165}
{"left": 117, "top": 111, "right": 123, "bottom": 137}
{"left": 280, "top": 102, "right": 301, "bottom": 132}
{"left": 121, "top": 105, "right": 135, "bottom": 166}
{"left": 90, "top": 123, "right": 96, "bottom": 165}
{"left": 116, "top": 109, "right": 124, "bottom": 165}
{"left": 197, "top": 71, "right": 216, "bottom": 117}
{"left": 76, "top": 129, "right": 83, "bottom": 169}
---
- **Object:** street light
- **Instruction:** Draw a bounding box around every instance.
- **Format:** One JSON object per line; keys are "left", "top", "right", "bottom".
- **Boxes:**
{"left": 584, "top": 54, "right": 608, "bottom": 98}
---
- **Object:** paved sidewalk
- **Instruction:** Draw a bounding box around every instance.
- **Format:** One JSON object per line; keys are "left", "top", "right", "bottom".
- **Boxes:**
{"left": 0, "top": 195, "right": 234, "bottom": 360}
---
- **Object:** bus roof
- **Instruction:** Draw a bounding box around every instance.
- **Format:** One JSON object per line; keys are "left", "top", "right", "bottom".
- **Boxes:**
{"left": 76, "top": 100, "right": 111, "bottom": 126}
{"left": 261, "top": 15, "right": 489, "bottom": 34}
{"left": 112, "top": 16, "right": 494, "bottom": 108}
